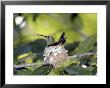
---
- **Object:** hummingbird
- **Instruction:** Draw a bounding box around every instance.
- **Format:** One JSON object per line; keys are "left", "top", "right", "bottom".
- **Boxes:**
{"left": 36, "top": 32, "right": 66, "bottom": 46}
{"left": 43, "top": 32, "right": 68, "bottom": 67}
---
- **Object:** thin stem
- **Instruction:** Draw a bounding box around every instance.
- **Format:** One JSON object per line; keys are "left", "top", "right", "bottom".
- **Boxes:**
{"left": 68, "top": 52, "right": 97, "bottom": 60}
{"left": 14, "top": 63, "right": 42, "bottom": 69}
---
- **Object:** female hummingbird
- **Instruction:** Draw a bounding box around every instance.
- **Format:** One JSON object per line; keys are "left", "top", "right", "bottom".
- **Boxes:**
{"left": 36, "top": 32, "right": 66, "bottom": 46}
{"left": 43, "top": 32, "right": 68, "bottom": 67}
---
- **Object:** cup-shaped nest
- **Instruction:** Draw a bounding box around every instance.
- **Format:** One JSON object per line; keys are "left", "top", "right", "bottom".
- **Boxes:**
{"left": 43, "top": 45, "right": 68, "bottom": 67}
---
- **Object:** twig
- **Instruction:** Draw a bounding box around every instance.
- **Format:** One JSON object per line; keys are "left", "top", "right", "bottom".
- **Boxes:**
{"left": 14, "top": 63, "right": 42, "bottom": 69}
{"left": 68, "top": 52, "right": 97, "bottom": 60}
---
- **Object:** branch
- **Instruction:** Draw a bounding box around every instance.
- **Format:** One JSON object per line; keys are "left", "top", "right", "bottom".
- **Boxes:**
{"left": 14, "top": 51, "right": 96, "bottom": 69}
{"left": 68, "top": 52, "right": 97, "bottom": 60}
{"left": 14, "top": 63, "right": 42, "bottom": 69}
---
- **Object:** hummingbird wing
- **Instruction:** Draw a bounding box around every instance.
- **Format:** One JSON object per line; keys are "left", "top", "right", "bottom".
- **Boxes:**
{"left": 59, "top": 37, "right": 66, "bottom": 45}
{"left": 58, "top": 32, "right": 66, "bottom": 45}
{"left": 59, "top": 32, "right": 65, "bottom": 41}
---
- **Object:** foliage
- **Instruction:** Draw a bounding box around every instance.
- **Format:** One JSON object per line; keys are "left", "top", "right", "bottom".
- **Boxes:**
{"left": 14, "top": 13, "right": 97, "bottom": 75}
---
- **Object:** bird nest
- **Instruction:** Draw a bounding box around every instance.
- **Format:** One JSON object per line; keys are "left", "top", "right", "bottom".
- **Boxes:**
{"left": 43, "top": 45, "right": 68, "bottom": 67}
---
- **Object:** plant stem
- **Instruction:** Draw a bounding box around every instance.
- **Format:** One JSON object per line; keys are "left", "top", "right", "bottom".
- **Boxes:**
{"left": 68, "top": 52, "right": 97, "bottom": 60}
{"left": 14, "top": 63, "right": 41, "bottom": 69}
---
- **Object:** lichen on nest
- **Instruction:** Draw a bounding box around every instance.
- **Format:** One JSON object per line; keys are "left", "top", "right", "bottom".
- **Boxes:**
{"left": 43, "top": 45, "right": 68, "bottom": 67}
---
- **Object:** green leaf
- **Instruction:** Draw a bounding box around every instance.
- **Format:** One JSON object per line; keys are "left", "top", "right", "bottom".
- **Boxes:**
{"left": 89, "top": 56, "right": 97, "bottom": 67}
{"left": 73, "top": 35, "right": 96, "bottom": 54}
{"left": 32, "top": 66, "right": 51, "bottom": 75}
{"left": 15, "top": 69, "right": 32, "bottom": 75}
{"left": 86, "top": 66, "right": 97, "bottom": 75}
{"left": 64, "top": 64, "right": 96, "bottom": 75}
{"left": 58, "top": 59, "right": 78, "bottom": 68}
{"left": 49, "top": 68, "right": 64, "bottom": 75}
{"left": 63, "top": 64, "right": 80, "bottom": 75}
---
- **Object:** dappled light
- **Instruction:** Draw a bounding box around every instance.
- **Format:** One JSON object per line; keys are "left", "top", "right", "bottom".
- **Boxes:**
{"left": 13, "top": 13, "right": 97, "bottom": 75}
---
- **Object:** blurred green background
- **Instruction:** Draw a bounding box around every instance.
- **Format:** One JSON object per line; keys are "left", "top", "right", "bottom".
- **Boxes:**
{"left": 14, "top": 13, "right": 97, "bottom": 75}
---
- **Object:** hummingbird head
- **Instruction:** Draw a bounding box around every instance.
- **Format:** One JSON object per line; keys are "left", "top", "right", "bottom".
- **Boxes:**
{"left": 46, "top": 36, "right": 54, "bottom": 46}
